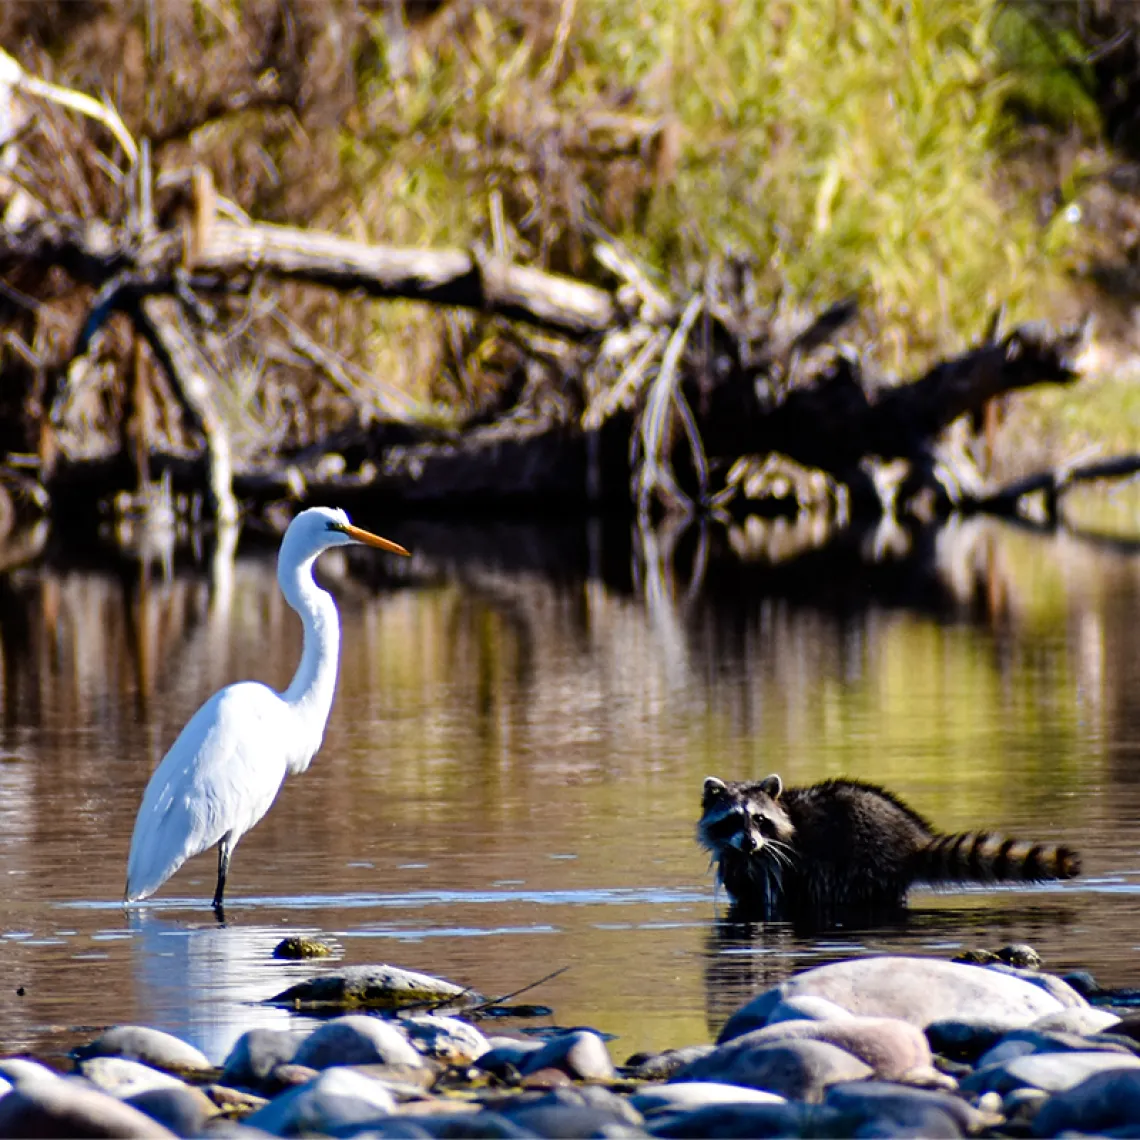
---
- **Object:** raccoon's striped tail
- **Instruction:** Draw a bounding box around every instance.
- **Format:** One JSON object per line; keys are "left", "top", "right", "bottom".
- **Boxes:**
{"left": 917, "top": 832, "right": 1081, "bottom": 884}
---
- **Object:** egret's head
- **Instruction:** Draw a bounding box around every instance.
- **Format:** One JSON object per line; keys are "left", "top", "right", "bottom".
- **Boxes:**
{"left": 281, "top": 506, "right": 410, "bottom": 565}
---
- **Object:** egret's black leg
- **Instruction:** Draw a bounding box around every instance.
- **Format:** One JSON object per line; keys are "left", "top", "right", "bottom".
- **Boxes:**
{"left": 213, "top": 837, "right": 231, "bottom": 913}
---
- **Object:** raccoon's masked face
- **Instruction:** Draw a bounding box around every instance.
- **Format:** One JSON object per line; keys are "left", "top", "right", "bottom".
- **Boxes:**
{"left": 698, "top": 775, "right": 792, "bottom": 859}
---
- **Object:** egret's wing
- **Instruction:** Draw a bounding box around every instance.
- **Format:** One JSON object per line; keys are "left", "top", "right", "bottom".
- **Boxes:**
{"left": 125, "top": 684, "right": 289, "bottom": 901}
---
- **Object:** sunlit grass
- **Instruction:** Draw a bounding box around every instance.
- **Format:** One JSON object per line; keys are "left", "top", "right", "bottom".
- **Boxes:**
{"left": 339, "top": 0, "right": 1090, "bottom": 379}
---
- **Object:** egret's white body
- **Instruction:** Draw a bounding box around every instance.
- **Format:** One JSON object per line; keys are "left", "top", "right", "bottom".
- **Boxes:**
{"left": 124, "top": 506, "right": 409, "bottom": 910}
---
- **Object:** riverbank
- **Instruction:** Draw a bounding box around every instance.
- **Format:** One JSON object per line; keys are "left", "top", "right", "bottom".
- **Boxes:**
{"left": 4, "top": 952, "right": 1140, "bottom": 1137}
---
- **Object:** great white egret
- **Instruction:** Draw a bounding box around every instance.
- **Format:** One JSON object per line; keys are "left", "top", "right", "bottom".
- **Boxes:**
{"left": 124, "top": 506, "right": 410, "bottom": 912}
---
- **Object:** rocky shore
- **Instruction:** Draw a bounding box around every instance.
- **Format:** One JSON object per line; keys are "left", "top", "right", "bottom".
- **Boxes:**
{"left": 3, "top": 953, "right": 1140, "bottom": 1138}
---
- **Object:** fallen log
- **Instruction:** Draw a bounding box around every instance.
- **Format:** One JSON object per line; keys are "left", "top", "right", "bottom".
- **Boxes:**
{"left": 967, "top": 452, "right": 1140, "bottom": 525}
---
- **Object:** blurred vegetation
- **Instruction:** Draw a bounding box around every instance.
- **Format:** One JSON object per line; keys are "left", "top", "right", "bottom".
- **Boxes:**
{"left": 2, "top": 0, "right": 1137, "bottom": 456}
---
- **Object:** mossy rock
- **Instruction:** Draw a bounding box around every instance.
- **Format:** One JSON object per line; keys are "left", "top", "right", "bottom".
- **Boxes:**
{"left": 269, "top": 964, "right": 477, "bottom": 1011}
{"left": 272, "top": 936, "right": 335, "bottom": 960}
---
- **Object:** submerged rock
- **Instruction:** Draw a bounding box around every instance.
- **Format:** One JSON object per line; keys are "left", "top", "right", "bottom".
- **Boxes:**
{"left": 270, "top": 965, "right": 473, "bottom": 1011}
{"left": 273, "top": 936, "right": 335, "bottom": 960}
{"left": 72, "top": 1026, "right": 212, "bottom": 1075}
{"left": 292, "top": 1015, "right": 423, "bottom": 1070}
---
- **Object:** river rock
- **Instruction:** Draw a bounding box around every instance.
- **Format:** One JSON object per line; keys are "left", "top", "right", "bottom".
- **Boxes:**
{"left": 748, "top": 1015, "right": 931, "bottom": 1078}
{"left": 963, "top": 1050, "right": 1140, "bottom": 1096}
{"left": 673, "top": 1037, "right": 872, "bottom": 1101}
{"left": 627, "top": 1045, "right": 716, "bottom": 1081}
{"left": 1032, "top": 1006, "right": 1122, "bottom": 1035}
{"left": 981, "top": 963, "right": 1090, "bottom": 1008}
{"left": 243, "top": 1066, "right": 396, "bottom": 1135}
{"left": 0, "top": 1057, "right": 60, "bottom": 1086}
{"left": 221, "top": 1029, "right": 303, "bottom": 1089}
{"left": 825, "top": 1079, "right": 985, "bottom": 1135}
{"left": 1031, "top": 1066, "right": 1140, "bottom": 1136}
{"left": 125, "top": 1085, "right": 218, "bottom": 1136}
{"left": 77, "top": 1057, "right": 188, "bottom": 1099}
{"left": 73, "top": 1026, "right": 212, "bottom": 1074}
{"left": 764, "top": 995, "right": 854, "bottom": 1027}
{"left": 976, "top": 1027, "right": 1135, "bottom": 1069}
{"left": 292, "top": 1015, "right": 423, "bottom": 1070}
{"left": 647, "top": 1101, "right": 827, "bottom": 1138}
{"left": 719, "top": 957, "right": 1072, "bottom": 1043}
{"left": 0, "top": 1079, "right": 177, "bottom": 1137}
{"left": 517, "top": 1030, "right": 616, "bottom": 1081}
{"left": 400, "top": 1014, "right": 490, "bottom": 1063}
{"left": 270, "top": 965, "right": 472, "bottom": 1011}
{"left": 475, "top": 1037, "right": 546, "bottom": 1078}
{"left": 498, "top": 1087, "right": 644, "bottom": 1137}
{"left": 399, "top": 1110, "right": 531, "bottom": 1137}
{"left": 631, "top": 1083, "right": 785, "bottom": 1115}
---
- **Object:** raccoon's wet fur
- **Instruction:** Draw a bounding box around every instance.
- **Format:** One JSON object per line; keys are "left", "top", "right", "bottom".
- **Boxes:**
{"left": 699, "top": 775, "right": 1081, "bottom": 926}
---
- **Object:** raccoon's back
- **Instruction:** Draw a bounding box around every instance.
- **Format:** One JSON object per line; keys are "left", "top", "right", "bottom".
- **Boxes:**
{"left": 776, "top": 780, "right": 937, "bottom": 915}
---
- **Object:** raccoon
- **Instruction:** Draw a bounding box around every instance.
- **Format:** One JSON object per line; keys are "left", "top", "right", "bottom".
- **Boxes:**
{"left": 698, "top": 775, "right": 1081, "bottom": 926}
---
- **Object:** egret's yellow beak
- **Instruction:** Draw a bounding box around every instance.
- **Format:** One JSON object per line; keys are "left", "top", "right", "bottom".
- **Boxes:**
{"left": 341, "top": 524, "right": 410, "bottom": 557}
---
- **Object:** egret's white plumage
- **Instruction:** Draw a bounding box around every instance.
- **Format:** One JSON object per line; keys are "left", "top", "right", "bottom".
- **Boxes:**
{"left": 124, "top": 506, "right": 409, "bottom": 910}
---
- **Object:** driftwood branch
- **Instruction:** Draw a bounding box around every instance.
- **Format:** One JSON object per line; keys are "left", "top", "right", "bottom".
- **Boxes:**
{"left": 134, "top": 297, "right": 238, "bottom": 525}
{"left": 969, "top": 453, "right": 1140, "bottom": 524}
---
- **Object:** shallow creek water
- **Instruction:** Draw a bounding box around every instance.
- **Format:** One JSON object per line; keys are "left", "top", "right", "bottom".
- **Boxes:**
{"left": 0, "top": 511, "right": 1138, "bottom": 1066}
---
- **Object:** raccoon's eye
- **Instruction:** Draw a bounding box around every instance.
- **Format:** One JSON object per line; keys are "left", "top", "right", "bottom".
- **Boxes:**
{"left": 751, "top": 813, "right": 775, "bottom": 836}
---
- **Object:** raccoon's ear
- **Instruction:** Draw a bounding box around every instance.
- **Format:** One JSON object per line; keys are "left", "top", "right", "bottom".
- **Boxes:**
{"left": 703, "top": 776, "right": 728, "bottom": 805}
{"left": 759, "top": 774, "right": 783, "bottom": 800}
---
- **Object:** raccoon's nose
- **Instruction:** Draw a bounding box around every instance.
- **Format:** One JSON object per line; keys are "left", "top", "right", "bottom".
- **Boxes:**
{"left": 742, "top": 832, "right": 761, "bottom": 853}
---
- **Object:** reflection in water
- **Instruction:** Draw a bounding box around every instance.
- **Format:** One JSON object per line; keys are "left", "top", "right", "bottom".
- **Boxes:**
{"left": 0, "top": 514, "right": 1138, "bottom": 1061}
{"left": 128, "top": 911, "right": 315, "bottom": 1062}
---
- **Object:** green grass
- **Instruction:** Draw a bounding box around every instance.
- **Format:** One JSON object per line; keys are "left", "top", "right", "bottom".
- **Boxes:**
{"left": 340, "top": 0, "right": 1092, "bottom": 380}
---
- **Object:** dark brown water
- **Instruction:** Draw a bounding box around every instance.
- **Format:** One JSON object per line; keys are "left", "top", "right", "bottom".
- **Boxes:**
{"left": 0, "top": 511, "right": 1138, "bottom": 1066}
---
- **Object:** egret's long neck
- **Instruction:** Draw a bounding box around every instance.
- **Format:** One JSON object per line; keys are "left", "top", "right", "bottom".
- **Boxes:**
{"left": 279, "top": 551, "right": 340, "bottom": 724}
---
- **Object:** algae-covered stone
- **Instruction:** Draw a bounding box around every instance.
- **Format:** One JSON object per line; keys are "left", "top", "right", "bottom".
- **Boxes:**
{"left": 272, "top": 936, "right": 335, "bottom": 960}
{"left": 270, "top": 964, "right": 473, "bottom": 1010}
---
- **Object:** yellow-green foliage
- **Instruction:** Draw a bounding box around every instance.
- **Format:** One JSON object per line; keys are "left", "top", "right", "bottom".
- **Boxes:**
{"left": 347, "top": 0, "right": 1087, "bottom": 375}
